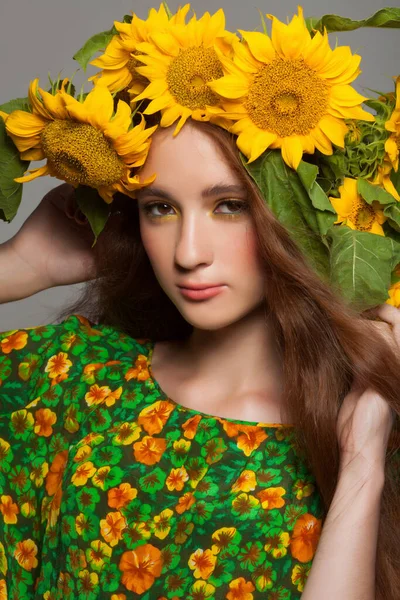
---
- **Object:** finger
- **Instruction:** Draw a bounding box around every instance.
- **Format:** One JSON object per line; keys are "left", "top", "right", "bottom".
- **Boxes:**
{"left": 375, "top": 303, "right": 400, "bottom": 324}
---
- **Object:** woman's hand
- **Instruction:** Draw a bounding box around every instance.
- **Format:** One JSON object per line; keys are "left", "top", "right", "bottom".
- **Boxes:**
{"left": 337, "top": 304, "right": 399, "bottom": 477}
{"left": 7, "top": 183, "right": 98, "bottom": 290}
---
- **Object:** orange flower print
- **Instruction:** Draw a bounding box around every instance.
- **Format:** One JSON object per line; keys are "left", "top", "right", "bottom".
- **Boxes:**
{"left": 104, "top": 386, "right": 123, "bottom": 407}
{"left": 153, "top": 508, "right": 173, "bottom": 540}
{"left": 166, "top": 467, "right": 189, "bottom": 491}
{"left": 175, "top": 492, "right": 195, "bottom": 514}
{"left": 290, "top": 513, "right": 322, "bottom": 563}
{"left": 133, "top": 436, "right": 166, "bottom": 465}
{"left": 86, "top": 540, "right": 112, "bottom": 571}
{"left": 0, "top": 541, "right": 7, "bottom": 575}
{"left": 257, "top": 487, "right": 286, "bottom": 510}
{"left": 189, "top": 580, "right": 216, "bottom": 597}
{"left": 0, "top": 495, "right": 19, "bottom": 524}
{"left": 73, "top": 445, "right": 93, "bottom": 463}
{"left": 226, "top": 577, "right": 255, "bottom": 600}
{"left": 231, "top": 469, "right": 257, "bottom": 493}
{"left": 188, "top": 548, "right": 217, "bottom": 579}
{"left": 211, "top": 527, "right": 237, "bottom": 555}
{"left": 218, "top": 419, "right": 241, "bottom": 438}
{"left": 119, "top": 544, "right": 163, "bottom": 594}
{"left": 108, "top": 483, "right": 137, "bottom": 509}
{"left": 71, "top": 461, "right": 97, "bottom": 486}
{"left": 0, "top": 331, "right": 28, "bottom": 354}
{"left": 34, "top": 408, "right": 57, "bottom": 437}
{"left": 291, "top": 563, "right": 311, "bottom": 592}
{"left": 14, "top": 539, "right": 38, "bottom": 571}
{"left": 45, "top": 352, "right": 72, "bottom": 379}
{"left": 138, "top": 400, "right": 175, "bottom": 434}
{"left": 85, "top": 384, "right": 111, "bottom": 407}
{"left": 111, "top": 595, "right": 126, "bottom": 600}
{"left": 114, "top": 422, "right": 142, "bottom": 445}
{"left": 293, "top": 479, "right": 315, "bottom": 500}
{"left": 0, "top": 579, "right": 6, "bottom": 600}
{"left": 45, "top": 450, "right": 68, "bottom": 496}
{"left": 182, "top": 414, "right": 202, "bottom": 439}
{"left": 45, "top": 449, "right": 68, "bottom": 526}
{"left": 100, "top": 511, "right": 127, "bottom": 546}
{"left": 124, "top": 354, "right": 150, "bottom": 382}
{"left": 236, "top": 426, "right": 268, "bottom": 456}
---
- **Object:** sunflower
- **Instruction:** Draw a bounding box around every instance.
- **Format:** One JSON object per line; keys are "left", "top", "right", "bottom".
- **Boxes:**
{"left": 206, "top": 7, "right": 374, "bottom": 170}
{"left": 329, "top": 177, "right": 386, "bottom": 236}
{"left": 89, "top": 3, "right": 191, "bottom": 97}
{"left": 385, "top": 75, "right": 400, "bottom": 172}
{"left": 131, "top": 8, "right": 239, "bottom": 135}
{"left": 0, "top": 78, "right": 157, "bottom": 203}
{"left": 387, "top": 281, "right": 400, "bottom": 308}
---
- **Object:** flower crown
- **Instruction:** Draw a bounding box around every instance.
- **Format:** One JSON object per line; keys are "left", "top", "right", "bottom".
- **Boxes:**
{"left": 1, "top": 3, "right": 400, "bottom": 312}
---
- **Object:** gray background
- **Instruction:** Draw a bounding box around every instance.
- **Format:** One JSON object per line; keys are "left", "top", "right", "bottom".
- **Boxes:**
{"left": 0, "top": 0, "right": 399, "bottom": 330}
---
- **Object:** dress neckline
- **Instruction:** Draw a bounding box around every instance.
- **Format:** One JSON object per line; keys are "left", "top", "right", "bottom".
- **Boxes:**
{"left": 146, "top": 340, "right": 294, "bottom": 430}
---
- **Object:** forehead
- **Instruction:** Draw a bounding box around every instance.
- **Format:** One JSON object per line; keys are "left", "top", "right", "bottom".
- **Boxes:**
{"left": 138, "top": 123, "right": 241, "bottom": 186}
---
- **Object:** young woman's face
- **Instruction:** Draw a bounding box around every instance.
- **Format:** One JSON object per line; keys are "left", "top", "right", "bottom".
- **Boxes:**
{"left": 136, "top": 123, "right": 266, "bottom": 331}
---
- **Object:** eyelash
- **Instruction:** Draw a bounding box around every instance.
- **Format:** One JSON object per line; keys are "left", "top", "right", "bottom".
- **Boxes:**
{"left": 142, "top": 200, "right": 249, "bottom": 219}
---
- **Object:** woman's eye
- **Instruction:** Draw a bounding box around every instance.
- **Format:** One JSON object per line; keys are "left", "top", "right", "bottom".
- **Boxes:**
{"left": 143, "top": 200, "right": 248, "bottom": 218}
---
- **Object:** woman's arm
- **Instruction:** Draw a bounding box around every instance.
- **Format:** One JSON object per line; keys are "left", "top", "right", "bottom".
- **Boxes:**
{"left": 301, "top": 456, "right": 385, "bottom": 600}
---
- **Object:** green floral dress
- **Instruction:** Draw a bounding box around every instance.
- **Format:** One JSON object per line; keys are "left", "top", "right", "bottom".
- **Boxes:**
{"left": 0, "top": 314, "right": 324, "bottom": 600}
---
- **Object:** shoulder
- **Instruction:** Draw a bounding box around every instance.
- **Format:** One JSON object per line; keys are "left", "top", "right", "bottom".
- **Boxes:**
{"left": 0, "top": 313, "right": 153, "bottom": 416}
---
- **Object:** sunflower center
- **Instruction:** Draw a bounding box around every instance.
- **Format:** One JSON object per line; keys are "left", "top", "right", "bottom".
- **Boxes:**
{"left": 349, "top": 198, "right": 376, "bottom": 231}
{"left": 166, "top": 45, "right": 224, "bottom": 109}
{"left": 41, "top": 120, "right": 124, "bottom": 188}
{"left": 246, "top": 57, "right": 329, "bottom": 136}
{"left": 127, "top": 51, "right": 149, "bottom": 85}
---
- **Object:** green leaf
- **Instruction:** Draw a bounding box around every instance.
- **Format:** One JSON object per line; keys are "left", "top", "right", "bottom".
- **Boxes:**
{"left": 326, "top": 225, "right": 395, "bottom": 310}
{"left": 0, "top": 98, "right": 32, "bottom": 221}
{"left": 241, "top": 150, "right": 330, "bottom": 280}
{"left": 357, "top": 178, "right": 398, "bottom": 205}
{"left": 74, "top": 185, "right": 111, "bottom": 245}
{"left": 297, "top": 162, "right": 330, "bottom": 210}
{"left": 162, "top": 1, "right": 173, "bottom": 19}
{"left": 304, "top": 17, "right": 320, "bottom": 33}
{"left": 73, "top": 26, "right": 118, "bottom": 71}
{"left": 383, "top": 203, "right": 400, "bottom": 232}
{"left": 311, "top": 7, "right": 400, "bottom": 33}
{"left": 0, "top": 97, "right": 31, "bottom": 114}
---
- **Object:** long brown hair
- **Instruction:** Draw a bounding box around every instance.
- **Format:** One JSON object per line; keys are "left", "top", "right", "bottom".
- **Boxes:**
{"left": 57, "top": 119, "right": 400, "bottom": 599}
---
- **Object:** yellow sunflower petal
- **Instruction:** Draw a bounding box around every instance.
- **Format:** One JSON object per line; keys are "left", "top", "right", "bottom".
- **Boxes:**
{"left": 149, "top": 31, "right": 180, "bottom": 56}
{"left": 309, "top": 127, "right": 332, "bottom": 155}
{"left": 4, "top": 110, "right": 47, "bottom": 140}
{"left": 90, "top": 38, "right": 129, "bottom": 69}
{"left": 202, "top": 8, "right": 226, "bottom": 46}
{"left": 237, "top": 30, "right": 275, "bottom": 64}
{"left": 14, "top": 163, "right": 51, "bottom": 183}
{"left": 384, "top": 137, "right": 398, "bottom": 168}
{"left": 20, "top": 148, "right": 46, "bottom": 161}
{"left": 144, "top": 94, "right": 173, "bottom": 115}
{"left": 38, "top": 88, "right": 69, "bottom": 120}
{"left": 370, "top": 221, "right": 385, "bottom": 236}
{"left": 207, "top": 74, "right": 249, "bottom": 99}
{"left": 318, "top": 115, "right": 348, "bottom": 148}
{"left": 134, "top": 79, "right": 169, "bottom": 102}
{"left": 160, "top": 104, "right": 184, "bottom": 127}
{"left": 103, "top": 100, "right": 132, "bottom": 140}
{"left": 330, "top": 85, "right": 367, "bottom": 107}
{"left": 281, "top": 137, "right": 304, "bottom": 170}
{"left": 173, "top": 109, "right": 192, "bottom": 136}
{"left": 268, "top": 7, "right": 310, "bottom": 61}
{"left": 28, "top": 79, "right": 52, "bottom": 120}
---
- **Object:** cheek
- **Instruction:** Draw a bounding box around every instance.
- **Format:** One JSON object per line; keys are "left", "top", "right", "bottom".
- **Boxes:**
{"left": 226, "top": 226, "right": 262, "bottom": 274}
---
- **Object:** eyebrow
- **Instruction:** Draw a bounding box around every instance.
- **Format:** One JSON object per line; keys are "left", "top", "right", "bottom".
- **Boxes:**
{"left": 135, "top": 183, "right": 247, "bottom": 201}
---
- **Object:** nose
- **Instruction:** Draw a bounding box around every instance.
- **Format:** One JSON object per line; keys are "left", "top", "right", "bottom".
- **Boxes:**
{"left": 174, "top": 211, "right": 213, "bottom": 270}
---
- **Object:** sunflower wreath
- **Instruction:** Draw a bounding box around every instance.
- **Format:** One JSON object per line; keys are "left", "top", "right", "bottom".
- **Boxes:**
{"left": 1, "top": 3, "right": 400, "bottom": 312}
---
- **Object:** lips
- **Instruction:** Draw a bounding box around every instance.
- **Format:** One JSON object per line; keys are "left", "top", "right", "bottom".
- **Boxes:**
{"left": 178, "top": 283, "right": 223, "bottom": 290}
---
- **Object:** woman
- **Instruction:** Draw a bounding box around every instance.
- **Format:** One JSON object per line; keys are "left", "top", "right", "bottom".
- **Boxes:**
{"left": 0, "top": 118, "right": 399, "bottom": 600}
